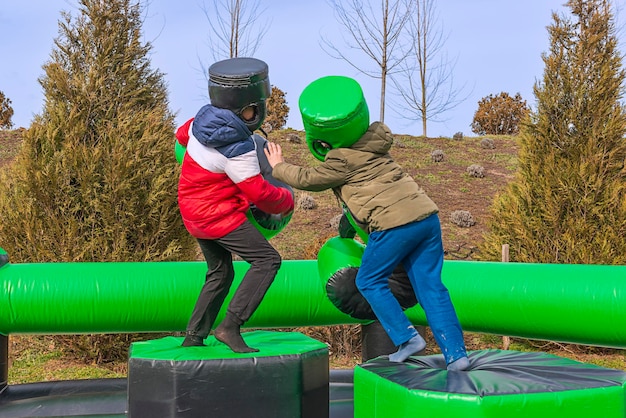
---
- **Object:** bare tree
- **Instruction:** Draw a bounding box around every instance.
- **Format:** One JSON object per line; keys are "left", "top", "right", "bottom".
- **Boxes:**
{"left": 323, "top": 0, "right": 413, "bottom": 123}
{"left": 392, "top": 0, "right": 468, "bottom": 137}
{"left": 202, "top": 0, "right": 269, "bottom": 60}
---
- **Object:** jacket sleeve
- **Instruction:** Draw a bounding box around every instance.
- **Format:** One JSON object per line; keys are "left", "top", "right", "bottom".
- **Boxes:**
{"left": 237, "top": 174, "right": 294, "bottom": 215}
{"left": 176, "top": 118, "right": 194, "bottom": 147}
{"left": 222, "top": 149, "right": 294, "bottom": 215}
{"left": 272, "top": 155, "right": 348, "bottom": 192}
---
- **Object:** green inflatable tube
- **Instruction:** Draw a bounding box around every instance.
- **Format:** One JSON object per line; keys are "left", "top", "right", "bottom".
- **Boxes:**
{"left": 317, "top": 237, "right": 626, "bottom": 349}
{"left": 1, "top": 238, "right": 626, "bottom": 350}
{"left": 431, "top": 259, "right": 626, "bottom": 348}
{"left": 0, "top": 258, "right": 356, "bottom": 335}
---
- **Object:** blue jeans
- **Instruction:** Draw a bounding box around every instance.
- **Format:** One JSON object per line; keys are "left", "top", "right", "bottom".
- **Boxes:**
{"left": 355, "top": 214, "right": 467, "bottom": 364}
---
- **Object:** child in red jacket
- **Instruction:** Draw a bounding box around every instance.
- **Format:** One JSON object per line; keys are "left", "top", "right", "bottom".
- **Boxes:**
{"left": 177, "top": 57, "right": 293, "bottom": 352}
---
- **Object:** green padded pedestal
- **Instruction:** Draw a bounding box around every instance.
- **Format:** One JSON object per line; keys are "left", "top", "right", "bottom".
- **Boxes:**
{"left": 355, "top": 349, "right": 626, "bottom": 418}
{"left": 128, "top": 331, "right": 329, "bottom": 418}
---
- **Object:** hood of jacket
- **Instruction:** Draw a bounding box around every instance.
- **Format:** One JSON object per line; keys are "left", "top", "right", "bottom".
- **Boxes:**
{"left": 348, "top": 121, "right": 393, "bottom": 155}
{"left": 191, "top": 104, "right": 254, "bottom": 158}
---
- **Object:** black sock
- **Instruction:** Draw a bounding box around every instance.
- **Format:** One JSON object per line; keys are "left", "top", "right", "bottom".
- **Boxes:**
{"left": 214, "top": 316, "right": 259, "bottom": 353}
{"left": 181, "top": 333, "right": 206, "bottom": 347}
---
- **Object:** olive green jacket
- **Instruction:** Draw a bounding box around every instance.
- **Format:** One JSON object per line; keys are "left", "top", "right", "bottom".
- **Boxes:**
{"left": 272, "top": 122, "right": 438, "bottom": 233}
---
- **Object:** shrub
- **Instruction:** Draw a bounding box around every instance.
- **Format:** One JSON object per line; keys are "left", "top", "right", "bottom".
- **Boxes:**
{"left": 431, "top": 149, "right": 444, "bottom": 162}
{"left": 285, "top": 133, "right": 301, "bottom": 143}
{"left": 297, "top": 193, "right": 317, "bottom": 210}
{"left": 264, "top": 85, "right": 289, "bottom": 131}
{"left": 393, "top": 138, "right": 406, "bottom": 148}
{"left": 471, "top": 92, "right": 530, "bottom": 135}
{"left": 480, "top": 137, "right": 496, "bottom": 149}
{"left": 329, "top": 213, "right": 342, "bottom": 229}
{"left": 466, "top": 164, "right": 485, "bottom": 178}
{"left": 0, "top": 90, "right": 14, "bottom": 129}
{"left": 450, "top": 210, "right": 476, "bottom": 227}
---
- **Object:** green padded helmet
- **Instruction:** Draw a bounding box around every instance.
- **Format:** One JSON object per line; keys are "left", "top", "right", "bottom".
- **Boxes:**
{"left": 298, "top": 76, "right": 370, "bottom": 161}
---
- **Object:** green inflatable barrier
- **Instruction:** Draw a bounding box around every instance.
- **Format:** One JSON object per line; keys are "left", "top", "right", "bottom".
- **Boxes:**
{"left": 1, "top": 237, "right": 626, "bottom": 349}
{"left": 0, "top": 259, "right": 357, "bottom": 335}
{"left": 2, "top": 239, "right": 626, "bottom": 418}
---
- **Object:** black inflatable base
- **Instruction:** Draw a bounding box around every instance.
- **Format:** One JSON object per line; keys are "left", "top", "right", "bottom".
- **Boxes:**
{"left": 128, "top": 331, "right": 329, "bottom": 418}
{"left": 0, "top": 371, "right": 356, "bottom": 418}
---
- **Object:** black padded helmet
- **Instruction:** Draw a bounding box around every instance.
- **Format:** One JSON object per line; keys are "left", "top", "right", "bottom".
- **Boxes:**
{"left": 208, "top": 57, "right": 271, "bottom": 132}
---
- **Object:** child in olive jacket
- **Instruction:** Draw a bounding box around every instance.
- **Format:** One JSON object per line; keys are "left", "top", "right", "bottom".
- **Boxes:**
{"left": 264, "top": 76, "right": 469, "bottom": 370}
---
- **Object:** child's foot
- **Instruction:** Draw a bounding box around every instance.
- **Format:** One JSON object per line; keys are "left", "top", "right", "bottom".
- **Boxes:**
{"left": 214, "top": 324, "right": 259, "bottom": 353}
{"left": 389, "top": 334, "right": 426, "bottom": 362}
{"left": 447, "top": 356, "right": 470, "bottom": 371}
{"left": 181, "top": 334, "right": 206, "bottom": 347}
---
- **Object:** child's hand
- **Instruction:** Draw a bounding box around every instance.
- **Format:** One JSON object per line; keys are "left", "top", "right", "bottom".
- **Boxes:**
{"left": 264, "top": 142, "right": 284, "bottom": 168}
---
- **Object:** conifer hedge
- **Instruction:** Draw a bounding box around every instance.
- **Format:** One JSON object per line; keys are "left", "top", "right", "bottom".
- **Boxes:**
{"left": 0, "top": 0, "right": 198, "bottom": 362}
{"left": 479, "top": 0, "right": 626, "bottom": 264}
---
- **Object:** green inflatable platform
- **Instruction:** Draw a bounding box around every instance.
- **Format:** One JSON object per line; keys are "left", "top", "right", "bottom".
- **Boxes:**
{"left": 355, "top": 350, "right": 626, "bottom": 418}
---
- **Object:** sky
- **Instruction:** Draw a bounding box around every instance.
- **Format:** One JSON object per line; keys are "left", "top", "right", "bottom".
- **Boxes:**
{"left": 1, "top": 1, "right": 625, "bottom": 138}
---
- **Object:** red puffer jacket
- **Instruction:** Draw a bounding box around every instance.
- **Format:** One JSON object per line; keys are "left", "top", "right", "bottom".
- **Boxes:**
{"left": 177, "top": 105, "right": 294, "bottom": 239}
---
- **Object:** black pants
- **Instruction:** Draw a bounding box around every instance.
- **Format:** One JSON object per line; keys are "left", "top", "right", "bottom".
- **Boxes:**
{"left": 186, "top": 221, "right": 282, "bottom": 338}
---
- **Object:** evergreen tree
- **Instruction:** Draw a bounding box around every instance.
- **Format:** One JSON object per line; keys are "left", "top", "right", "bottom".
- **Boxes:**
{"left": 0, "top": 0, "right": 197, "bottom": 263}
{"left": 479, "top": 0, "right": 626, "bottom": 264}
